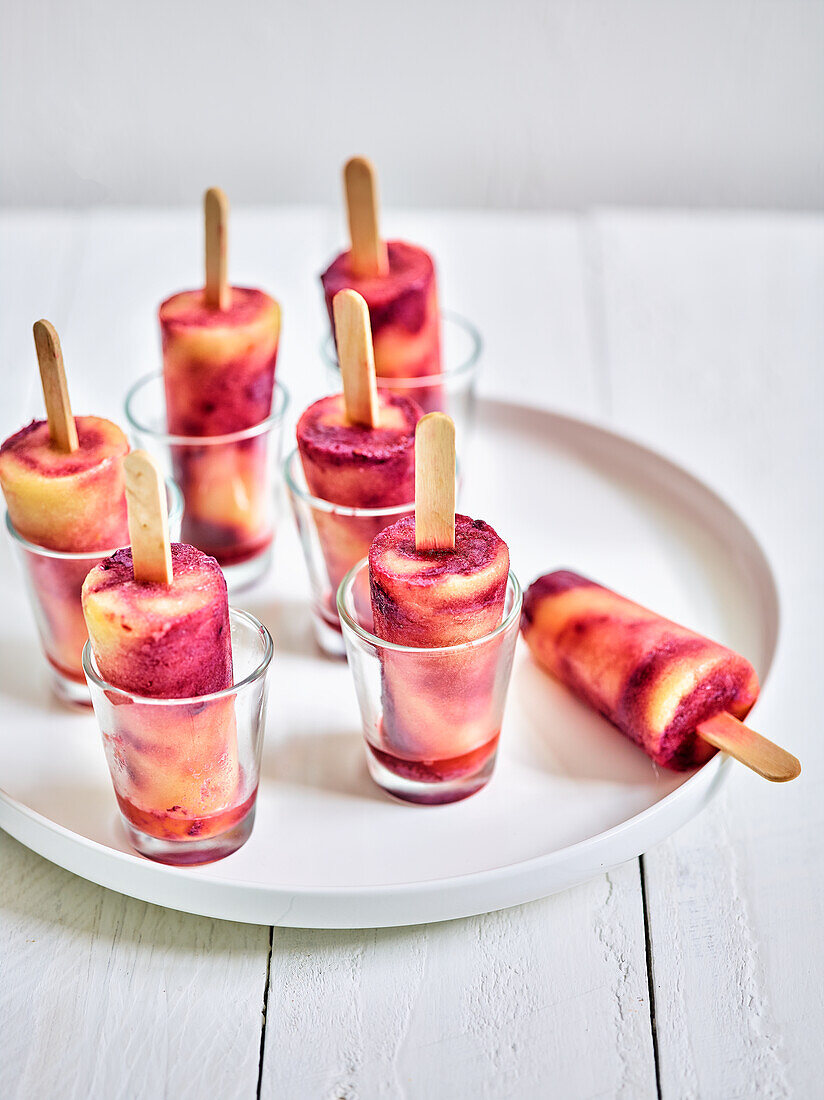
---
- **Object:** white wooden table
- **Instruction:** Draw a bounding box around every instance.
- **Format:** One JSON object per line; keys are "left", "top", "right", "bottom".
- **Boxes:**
{"left": 1, "top": 207, "right": 821, "bottom": 1099}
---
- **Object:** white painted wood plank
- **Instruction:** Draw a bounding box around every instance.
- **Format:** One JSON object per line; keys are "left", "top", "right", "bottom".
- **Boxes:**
{"left": 262, "top": 864, "right": 656, "bottom": 1100}
{"left": 596, "top": 211, "right": 824, "bottom": 1097}
{"left": 642, "top": 796, "right": 794, "bottom": 1099}
{"left": 0, "top": 831, "right": 268, "bottom": 1100}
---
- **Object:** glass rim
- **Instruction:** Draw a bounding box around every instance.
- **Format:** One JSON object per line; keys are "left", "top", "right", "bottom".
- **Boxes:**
{"left": 4, "top": 476, "right": 184, "bottom": 561}
{"left": 321, "top": 309, "right": 482, "bottom": 386}
{"left": 124, "top": 372, "right": 290, "bottom": 446}
{"left": 336, "top": 561, "right": 523, "bottom": 655}
{"left": 81, "top": 606, "right": 274, "bottom": 705}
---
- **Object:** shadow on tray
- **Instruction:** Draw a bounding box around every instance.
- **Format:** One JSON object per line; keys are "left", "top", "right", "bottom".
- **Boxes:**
{"left": 262, "top": 729, "right": 387, "bottom": 804}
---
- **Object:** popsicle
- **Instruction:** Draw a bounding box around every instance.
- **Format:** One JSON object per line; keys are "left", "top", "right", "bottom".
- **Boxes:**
{"left": 82, "top": 452, "right": 241, "bottom": 839}
{"left": 82, "top": 540, "right": 233, "bottom": 698}
{"left": 521, "top": 570, "right": 800, "bottom": 780}
{"left": 320, "top": 158, "right": 442, "bottom": 412}
{"left": 0, "top": 322, "right": 129, "bottom": 552}
{"left": 0, "top": 321, "right": 129, "bottom": 685}
{"left": 159, "top": 188, "right": 280, "bottom": 566}
{"left": 368, "top": 413, "right": 510, "bottom": 786}
{"left": 296, "top": 289, "right": 422, "bottom": 621}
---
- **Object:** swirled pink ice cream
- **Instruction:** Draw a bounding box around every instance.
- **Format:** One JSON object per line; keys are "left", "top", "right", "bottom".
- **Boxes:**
{"left": 0, "top": 416, "right": 128, "bottom": 551}
{"left": 81, "top": 543, "right": 232, "bottom": 697}
{"left": 370, "top": 514, "right": 508, "bottom": 647}
{"left": 82, "top": 543, "right": 240, "bottom": 838}
{"left": 368, "top": 513, "right": 509, "bottom": 773}
{"left": 520, "top": 570, "right": 760, "bottom": 770}
{"left": 321, "top": 241, "right": 442, "bottom": 411}
{"left": 296, "top": 391, "right": 422, "bottom": 617}
{"left": 0, "top": 415, "right": 129, "bottom": 684}
{"left": 160, "top": 287, "right": 280, "bottom": 566}
{"left": 160, "top": 287, "right": 280, "bottom": 436}
{"left": 298, "top": 392, "right": 420, "bottom": 507}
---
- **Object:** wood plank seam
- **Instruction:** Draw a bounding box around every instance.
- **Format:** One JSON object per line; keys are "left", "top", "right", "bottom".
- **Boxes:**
{"left": 256, "top": 925, "right": 275, "bottom": 1100}
{"left": 639, "top": 854, "right": 663, "bottom": 1100}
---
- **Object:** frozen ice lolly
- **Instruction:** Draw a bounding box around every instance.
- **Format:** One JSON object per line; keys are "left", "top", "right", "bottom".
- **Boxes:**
{"left": 322, "top": 242, "right": 440, "bottom": 391}
{"left": 296, "top": 290, "right": 422, "bottom": 621}
{"left": 82, "top": 541, "right": 233, "bottom": 698}
{"left": 321, "top": 159, "right": 442, "bottom": 411}
{"left": 82, "top": 453, "right": 240, "bottom": 835}
{"left": 370, "top": 513, "right": 509, "bottom": 649}
{"left": 169, "top": 432, "right": 272, "bottom": 568}
{"left": 0, "top": 415, "right": 129, "bottom": 552}
{"left": 520, "top": 570, "right": 762, "bottom": 770}
{"left": 159, "top": 285, "right": 280, "bottom": 437}
{"left": 367, "top": 414, "right": 510, "bottom": 775}
{"left": 0, "top": 416, "right": 129, "bottom": 683}
{"left": 297, "top": 391, "right": 420, "bottom": 599}
{"left": 0, "top": 321, "right": 129, "bottom": 685}
{"left": 82, "top": 543, "right": 240, "bottom": 835}
{"left": 369, "top": 512, "right": 509, "bottom": 770}
{"left": 297, "top": 392, "right": 420, "bottom": 509}
{"left": 159, "top": 188, "right": 281, "bottom": 566}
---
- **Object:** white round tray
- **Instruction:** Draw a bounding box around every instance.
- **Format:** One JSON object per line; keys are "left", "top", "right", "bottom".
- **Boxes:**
{"left": 0, "top": 399, "right": 778, "bottom": 928}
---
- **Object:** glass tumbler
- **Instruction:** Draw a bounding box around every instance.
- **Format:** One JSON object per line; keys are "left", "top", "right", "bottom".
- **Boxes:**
{"left": 284, "top": 448, "right": 414, "bottom": 658}
{"left": 5, "top": 478, "right": 182, "bottom": 706}
{"left": 338, "top": 561, "right": 522, "bottom": 805}
{"left": 83, "top": 607, "right": 273, "bottom": 865}
{"left": 322, "top": 310, "right": 482, "bottom": 451}
{"left": 125, "top": 372, "right": 289, "bottom": 591}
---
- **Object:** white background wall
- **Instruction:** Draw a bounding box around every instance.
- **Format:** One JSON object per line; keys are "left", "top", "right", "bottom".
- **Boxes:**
{"left": 1, "top": 0, "right": 822, "bottom": 210}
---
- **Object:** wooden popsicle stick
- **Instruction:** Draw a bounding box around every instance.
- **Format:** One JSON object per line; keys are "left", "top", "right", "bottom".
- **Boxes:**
{"left": 124, "top": 451, "right": 173, "bottom": 585}
{"left": 204, "top": 186, "right": 230, "bottom": 310}
{"left": 333, "top": 289, "right": 379, "bottom": 428}
{"left": 415, "top": 412, "right": 456, "bottom": 551}
{"left": 33, "top": 320, "right": 79, "bottom": 453}
{"left": 344, "top": 157, "right": 389, "bottom": 278}
{"left": 697, "top": 711, "right": 801, "bottom": 782}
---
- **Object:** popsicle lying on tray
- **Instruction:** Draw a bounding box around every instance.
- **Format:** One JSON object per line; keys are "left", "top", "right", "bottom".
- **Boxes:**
{"left": 159, "top": 187, "right": 281, "bottom": 566}
{"left": 82, "top": 451, "right": 241, "bottom": 839}
{"left": 368, "top": 413, "right": 510, "bottom": 781}
{"left": 521, "top": 569, "right": 800, "bottom": 781}
{"left": 297, "top": 288, "right": 422, "bottom": 613}
{"left": 0, "top": 320, "right": 129, "bottom": 685}
{"left": 321, "top": 158, "right": 442, "bottom": 411}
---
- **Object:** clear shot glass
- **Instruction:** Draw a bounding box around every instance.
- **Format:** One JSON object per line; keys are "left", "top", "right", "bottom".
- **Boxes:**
{"left": 283, "top": 448, "right": 414, "bottom": 658}
{"left": 83, "top": 607, "right": 273, "bottom": 865}
{"left": 337, "top": 562, "right": 522, "bottom": 805}
{"left": 322, "top": 311, "right": 482, "bottom": 450}
{"left": 5, "top": 479, "right": 182, "bottom": 706}
{"left": 125, "top": 372, "right": 289, "bottom": 592}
